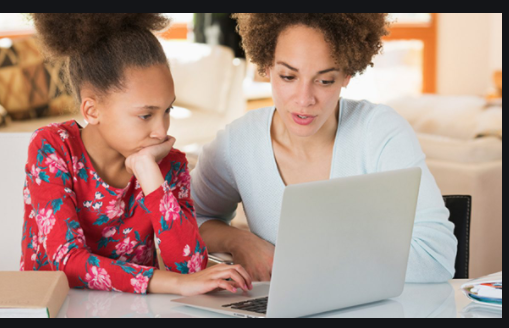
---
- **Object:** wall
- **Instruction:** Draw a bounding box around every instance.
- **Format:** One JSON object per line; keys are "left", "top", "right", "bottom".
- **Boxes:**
{"left": 437, "top": 13, "right": 502, "bottom": 96}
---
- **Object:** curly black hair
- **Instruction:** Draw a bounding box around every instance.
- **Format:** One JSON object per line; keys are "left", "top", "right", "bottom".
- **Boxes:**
{"left": 232, "top": 13, "right": 390, "bottom": 77}
{"left": 29, "top": 13, "right": 171, "bottom": 103}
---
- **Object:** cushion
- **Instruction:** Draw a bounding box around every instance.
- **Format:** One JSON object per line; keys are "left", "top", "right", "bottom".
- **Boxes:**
{"left": 0, "top": 37, "right": 74, "bottom": 120}
{"left": 386, "top": 95, "right": 495, "bottom": 140}
{"left": 159, "top": 40, "right": 235, "bottom": 114}
{"left": 418, "top": 133, "right": 502, "bottom": 163}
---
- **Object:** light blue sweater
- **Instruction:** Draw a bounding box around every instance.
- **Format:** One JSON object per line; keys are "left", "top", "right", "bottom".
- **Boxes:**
{"left": 191, "top": 98, "right": 458, "bottom": 283}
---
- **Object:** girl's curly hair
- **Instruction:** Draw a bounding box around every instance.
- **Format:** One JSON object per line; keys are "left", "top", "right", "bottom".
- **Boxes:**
{"left": 29, "top": 13, "right": 171, "bottom": 103}
{"left": 232, "top": 13, "right": 390, "bottom": 77}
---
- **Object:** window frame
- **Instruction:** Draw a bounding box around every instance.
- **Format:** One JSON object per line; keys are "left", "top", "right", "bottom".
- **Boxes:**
{"left": 383, "top": 13, "right": 438, "bottom": 93}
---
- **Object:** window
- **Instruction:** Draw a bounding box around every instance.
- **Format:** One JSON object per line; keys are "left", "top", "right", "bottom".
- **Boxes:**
{"left": 343, "top": 13, "right": 437, "bottom": 103}
{"left": 0, "top": 13, "right": 34, "bottom": 38}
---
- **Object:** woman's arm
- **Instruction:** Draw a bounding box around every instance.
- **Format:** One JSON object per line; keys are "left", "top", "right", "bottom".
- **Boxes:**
{"left": 366, "top": 105, "right": 457, "bottom": 283}
{"left": 191, "top": 128, "right": 275, "bottom": 281}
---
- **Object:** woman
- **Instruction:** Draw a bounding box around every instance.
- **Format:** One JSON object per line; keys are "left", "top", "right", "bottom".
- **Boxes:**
{"left": 21, "top": 13, "right": 252, "bottom": 296}
{"left": 192, "top": 13, "right": 457, "bottom": 283}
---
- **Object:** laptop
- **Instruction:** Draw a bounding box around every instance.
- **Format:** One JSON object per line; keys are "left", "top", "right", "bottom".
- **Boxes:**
{"left": 173, "top": 167, "right": 422, "bottom": 318}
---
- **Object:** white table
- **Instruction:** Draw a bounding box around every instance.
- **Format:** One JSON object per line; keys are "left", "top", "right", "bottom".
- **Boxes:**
{"left": 56, "top": 280, "right": 501, "bottom": 318}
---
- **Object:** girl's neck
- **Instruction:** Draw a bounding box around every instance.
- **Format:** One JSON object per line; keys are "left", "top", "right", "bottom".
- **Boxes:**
{"left": 80, "top": 125, "right": 131, "bottom": 188}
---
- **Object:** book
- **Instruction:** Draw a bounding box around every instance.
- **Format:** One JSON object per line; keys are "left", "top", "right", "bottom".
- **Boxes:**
{"left": 461, "top": 271, "right": 502, "bottom": 308}
{"left": 0, "top": 271, "right": 69, "bottom": 318}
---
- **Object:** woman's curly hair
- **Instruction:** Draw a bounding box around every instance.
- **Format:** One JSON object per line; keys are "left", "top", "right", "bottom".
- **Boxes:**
{"left": 232, "top": 13, "right": 390, "bottom": 77}
{"left": 29, "top": 13, "right": 171, "bottom": 103}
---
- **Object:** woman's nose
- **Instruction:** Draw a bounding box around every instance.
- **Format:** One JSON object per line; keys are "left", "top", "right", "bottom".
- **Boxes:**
{"left": 296, "top": 82, "right": 317, "bottom": 107}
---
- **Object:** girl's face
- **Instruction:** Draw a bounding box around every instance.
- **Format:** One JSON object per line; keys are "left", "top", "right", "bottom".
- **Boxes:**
{"left": 90, "top": 64, "right": 176, "bottom": 158}
{"left": 268, "top": 25, "right": 351, "bottom": 138}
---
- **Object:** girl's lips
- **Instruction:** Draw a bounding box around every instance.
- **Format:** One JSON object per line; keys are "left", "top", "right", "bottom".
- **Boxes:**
{"left": 291, "top": 113, "right": 316, "bottom": 126}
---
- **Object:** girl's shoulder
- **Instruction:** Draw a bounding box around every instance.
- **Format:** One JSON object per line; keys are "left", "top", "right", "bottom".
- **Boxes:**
{"left": 28, "top": 120, "right": 81, "bottom": 149}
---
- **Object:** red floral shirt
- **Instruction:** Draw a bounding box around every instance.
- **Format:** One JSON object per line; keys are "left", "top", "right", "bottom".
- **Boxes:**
{"left": 20, "top": 121, "right": 208, "bottom": 294}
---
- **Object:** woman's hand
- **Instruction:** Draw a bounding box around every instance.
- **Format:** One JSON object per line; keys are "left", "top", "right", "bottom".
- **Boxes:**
{"left": 125, "top": 136, "right": 176, "bottom": 195}
{"left": 232, "top": 232, "right": 275, "bottom": 282}
{"left": 176, "top": 264, "right": 253, "bottom": 297}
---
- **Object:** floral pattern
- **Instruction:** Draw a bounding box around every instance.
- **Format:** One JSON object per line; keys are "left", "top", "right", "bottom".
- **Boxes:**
{"left": 20, "top": 121, "right": 208, "bottom": 294}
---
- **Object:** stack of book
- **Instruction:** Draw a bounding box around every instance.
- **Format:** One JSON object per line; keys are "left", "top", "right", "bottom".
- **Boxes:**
{"left": 0, "top": 271, "right": 69, "bottom": 318}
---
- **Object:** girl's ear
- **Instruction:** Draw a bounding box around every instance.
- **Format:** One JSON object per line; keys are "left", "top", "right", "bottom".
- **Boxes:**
{"left": 79, "top": 87, "right": 102, "bottom": 125}
{"left": 80, "top": 96, "right": 100, "bottom": 125}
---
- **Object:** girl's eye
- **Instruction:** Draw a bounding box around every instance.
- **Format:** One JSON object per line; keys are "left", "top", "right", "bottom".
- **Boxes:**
{"left": 165, "top": 106, "right": 173, "bottom": 114}
{"left": 139, "top": 115, "right": 151, "bottom": 120}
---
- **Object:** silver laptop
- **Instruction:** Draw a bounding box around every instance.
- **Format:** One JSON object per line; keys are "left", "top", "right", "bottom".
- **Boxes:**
{"left": 173, "top": 168, "right": 422, "bottom": 318}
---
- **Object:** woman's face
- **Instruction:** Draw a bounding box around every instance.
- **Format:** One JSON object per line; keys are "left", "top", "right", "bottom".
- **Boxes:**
{"left": 93, "top": 64, "right": 176, "bottom": 158}
{"left": 268, "top": 25, "right": 351, "bottom": 138}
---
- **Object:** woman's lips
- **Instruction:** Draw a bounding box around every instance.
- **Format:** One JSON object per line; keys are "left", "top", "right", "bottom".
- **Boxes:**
{"left": 291, "top": 113, "right": 316, "bottom": 126}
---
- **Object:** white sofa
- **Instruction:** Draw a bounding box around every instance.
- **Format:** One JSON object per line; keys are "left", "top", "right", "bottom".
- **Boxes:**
{"left": 386, "top": 95, "right": 503, "bottom": 278}
{"left": 0, "top": 133, "right": 31, "bottom": 271}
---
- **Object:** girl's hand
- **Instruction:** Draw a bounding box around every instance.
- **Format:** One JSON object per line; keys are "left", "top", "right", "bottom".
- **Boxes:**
{"left": 125, "top": 136, "right": 176, "bottom": 195}
{"left": 177, "top": 264, "right": 253, "bottom": 297}
{"left": 125, "top": 136, "right": 176, "bottom": 175}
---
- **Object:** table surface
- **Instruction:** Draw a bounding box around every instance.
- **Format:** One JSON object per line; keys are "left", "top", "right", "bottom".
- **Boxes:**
{"left": 56, "top": 279, "right": 502, "bottom": 318}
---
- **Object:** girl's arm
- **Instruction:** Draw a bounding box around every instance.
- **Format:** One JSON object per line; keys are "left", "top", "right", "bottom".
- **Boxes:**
{"left": 25, "top": 129, "right": 155, "bottom": 294}
{"left": 125, "top": 141, "right": 252, "bottom": 294}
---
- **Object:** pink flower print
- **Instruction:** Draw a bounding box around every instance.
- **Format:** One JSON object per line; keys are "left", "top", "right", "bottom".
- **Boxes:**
{"left": 58, "top": 129, "right": 69, "bottom": 141}
{"left": 188, "top": 252, "right": 205, "bottom": 274}
{"left": 133, "top": 241, "right": 152, "bottom": 265}
{"left": 85, "top": 266, "right": 112, "bottom": 291}
{"left": 177, "top": 170, "right": 191, "bottom": 199}
{"left": 23, "top": 187, "right": 31, "bottom": 205}
{"left": 30, "top": 165, "right": 42, "bottom": 185}
{"left": 131, "top": 274, "right": 149, "bottom": 294}
{"left": 102, "top": 227, "right": 116, "bottom": 238}
{"left": 106, "top": 199, "right": 125, "bottom": 219}
{"left": 35, "top": 208, "right": 56, "bottom": 236}
{"left": 115, "top": 237, "right": 137, "bottom": 257}
{"left": 72, "top": 156, "right": 85, "bottom": 173}
{"left": 45, "top": 153, "right": 68, "bottom": 174}
{"left": 183, "top": 245, "right": 191, "bottom": 257}
{"left": 29, "top": 130, "right": 41, "bottom": 144}
{"left": 53, "top": 243, "right": 69, "bottom": 264}
{"left": 159, "top": 193, "right": 180, "bottom": 223}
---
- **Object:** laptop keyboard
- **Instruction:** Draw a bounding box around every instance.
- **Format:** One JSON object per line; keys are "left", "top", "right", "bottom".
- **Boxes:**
{"left": 222, "top": 297, "right": 268, "bottom": 314}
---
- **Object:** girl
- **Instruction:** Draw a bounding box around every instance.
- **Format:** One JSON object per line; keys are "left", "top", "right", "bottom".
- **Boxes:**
{"left": 192, "top": 13, "right": 458, "bottom": 283}
{"left": 20, "top": 13, "right": 252, "bottom": 296}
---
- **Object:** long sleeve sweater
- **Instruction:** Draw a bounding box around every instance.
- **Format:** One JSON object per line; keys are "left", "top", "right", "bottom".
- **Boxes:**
{"left": 191, "top": 98, "right": 457, "bottom": 283}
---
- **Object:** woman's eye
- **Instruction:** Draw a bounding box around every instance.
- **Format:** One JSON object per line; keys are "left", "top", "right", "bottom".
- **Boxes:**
{"left": 165, "top": 106, "right": 173, "bottom": 114}
{"left": 139, "top": 115, "right": 151, "bottom": 120}
{"left": 319, "top": 80, "right": 335, "bottom": 85}
{"left": 280, "top": 75, "right": 295, "bottom": 82}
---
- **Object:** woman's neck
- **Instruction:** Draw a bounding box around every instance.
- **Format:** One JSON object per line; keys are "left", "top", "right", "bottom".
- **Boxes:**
{"left": 271, "top": 105, "right": 339, "bottom": 158}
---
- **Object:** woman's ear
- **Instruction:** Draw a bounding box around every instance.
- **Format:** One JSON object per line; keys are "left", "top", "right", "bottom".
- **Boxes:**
{"left": 342, "top": 75, "right": 352, "bottom": 88}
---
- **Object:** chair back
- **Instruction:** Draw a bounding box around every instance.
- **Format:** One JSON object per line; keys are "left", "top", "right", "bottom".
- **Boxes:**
{"left": 443, "top": 195, "right": 472, "bottom": 279}
{"left": 0, "top": 132, "right": 32, "bottom": 271}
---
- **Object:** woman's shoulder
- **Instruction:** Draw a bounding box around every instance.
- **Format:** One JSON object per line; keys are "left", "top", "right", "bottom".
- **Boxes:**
{"left": 341, "top": 98, "right": 407, "bottom": 129}
{"left": 227, "top": 106, "right": 274, "bottom": 133}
